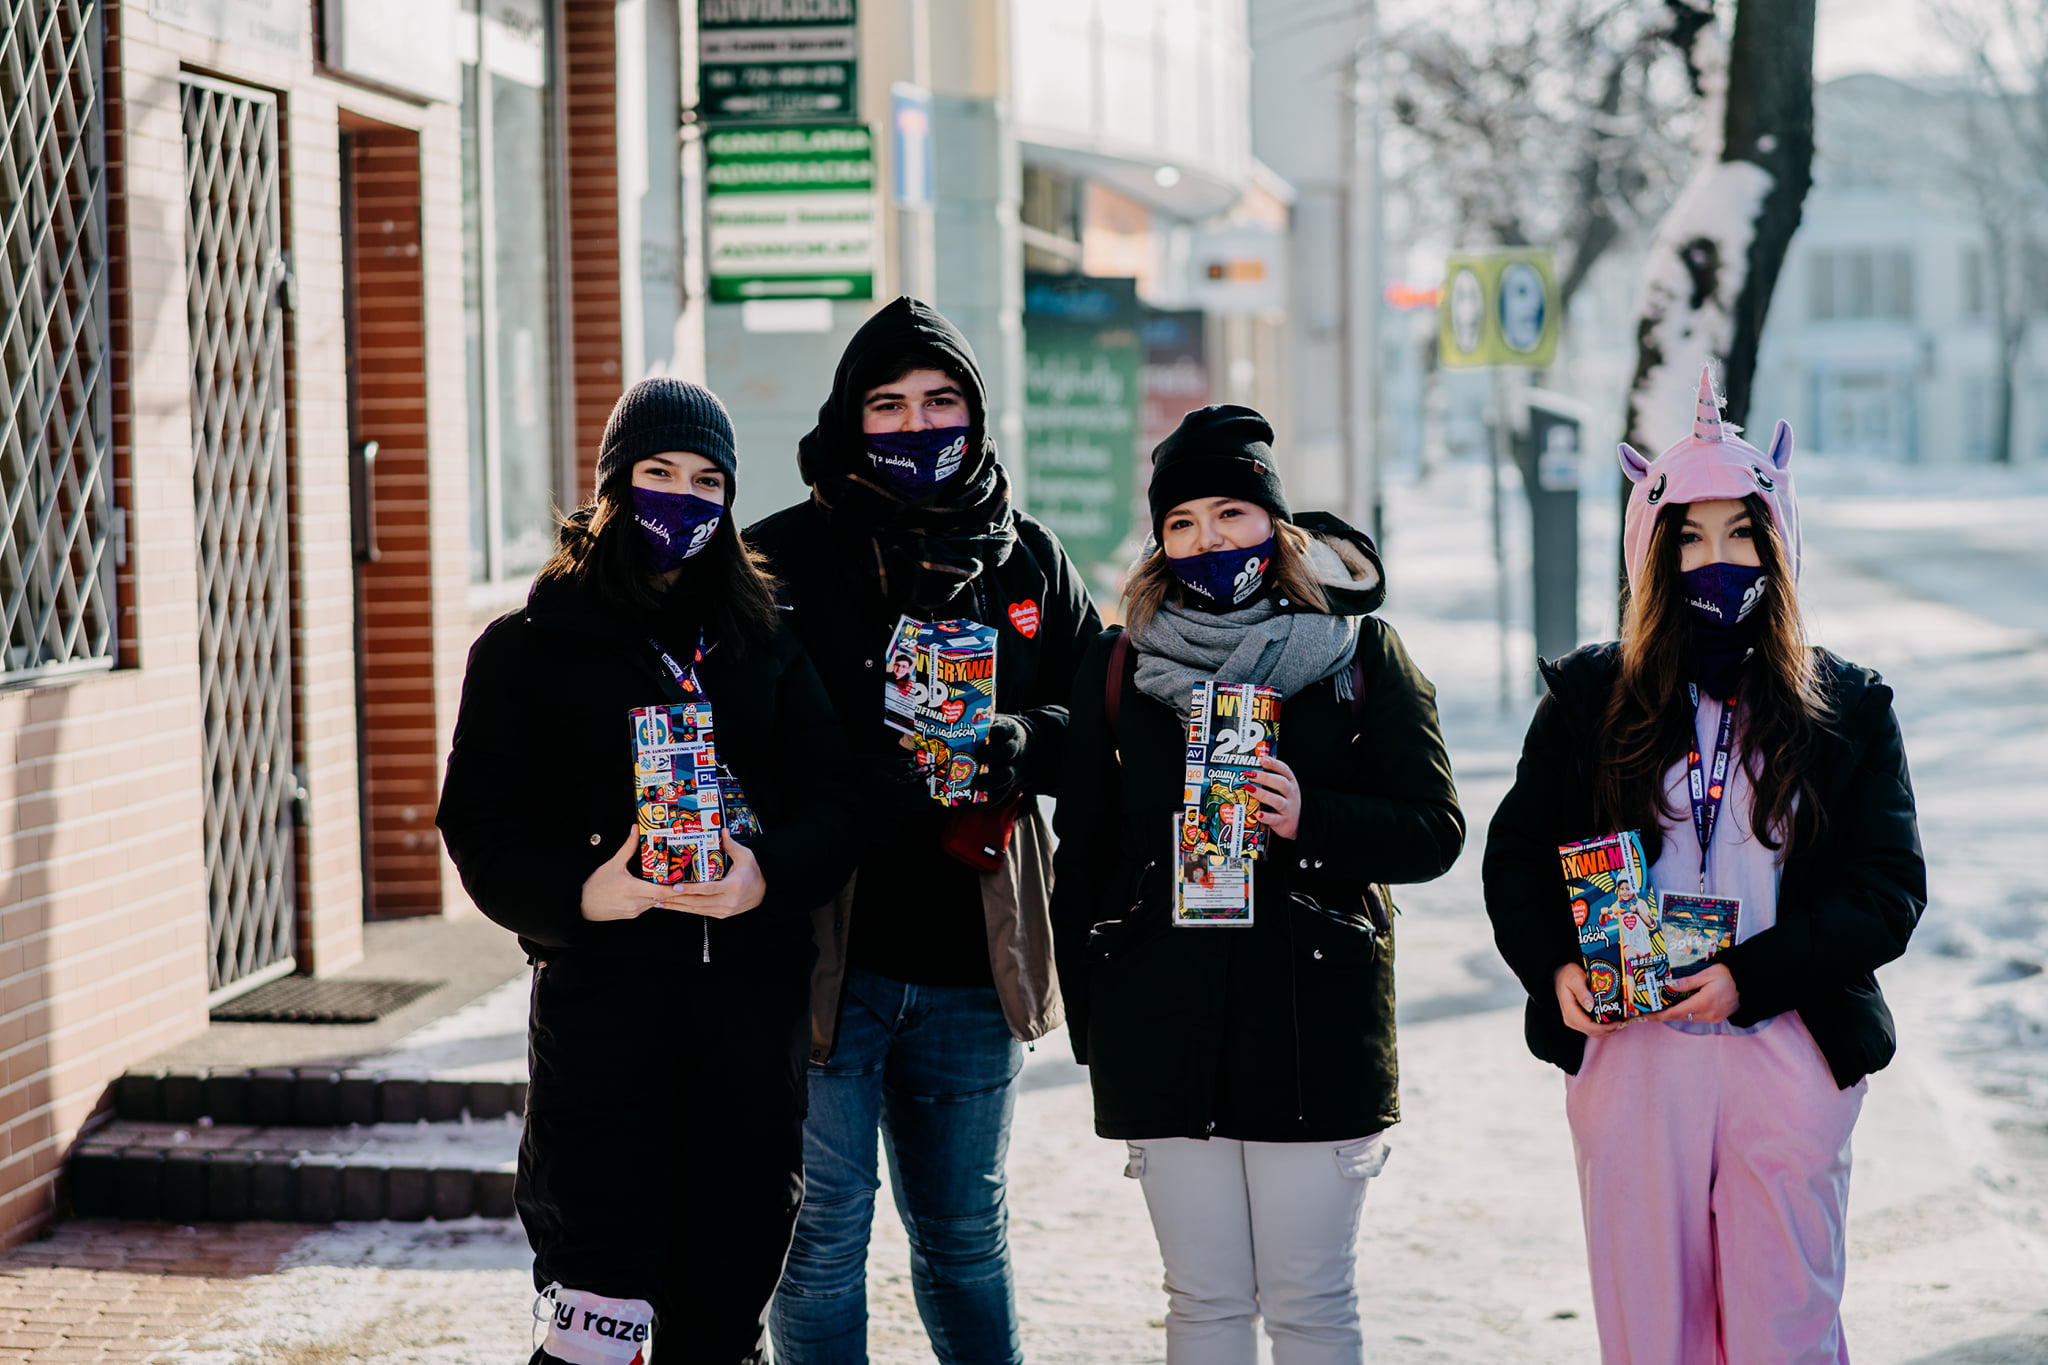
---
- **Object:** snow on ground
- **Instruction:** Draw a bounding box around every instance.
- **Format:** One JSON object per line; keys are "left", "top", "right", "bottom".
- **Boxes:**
{"left": 350, "top": 976, "right": 531, "bottom": 1082}
{"left": 155, "top": 453, "right": 2048, "bottom": 1363}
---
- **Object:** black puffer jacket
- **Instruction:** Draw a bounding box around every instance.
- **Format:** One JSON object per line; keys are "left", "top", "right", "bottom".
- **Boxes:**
{"left": 436, "top": 573, "right": 862, "bottom": 967}
{"left": 1482, "top": 643, "right": 1926, "bottom": 1088}
{"left": 1050, "top": 516, "right": 1465, "bottom": 1142}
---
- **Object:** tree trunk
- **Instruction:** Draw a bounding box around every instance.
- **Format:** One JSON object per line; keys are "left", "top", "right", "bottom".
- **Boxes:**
{"left": 1717, "top": 0, "right": 1818, "bottom": 428}
{"left": 1617, "top": 0, "right": 1816, "bottom": 599}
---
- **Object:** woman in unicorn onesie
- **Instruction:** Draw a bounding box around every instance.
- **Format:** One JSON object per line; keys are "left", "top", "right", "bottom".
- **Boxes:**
{"left": 1483, "top": 368, "right": 1926, "bottom": 1362}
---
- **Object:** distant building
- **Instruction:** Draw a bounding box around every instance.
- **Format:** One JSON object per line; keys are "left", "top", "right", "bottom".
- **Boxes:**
{"left": 1753, "top": 74, "right": 2047, "bottom": 463}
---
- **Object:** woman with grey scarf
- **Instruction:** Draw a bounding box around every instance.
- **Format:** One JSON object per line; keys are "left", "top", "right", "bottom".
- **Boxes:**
{"left": 1050, "top": 405, "right": 1465, "bottom": 1365}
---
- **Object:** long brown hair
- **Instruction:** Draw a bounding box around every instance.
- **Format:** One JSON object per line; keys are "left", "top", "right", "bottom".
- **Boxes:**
{"left": 1594, "top": 494, "right": 1827, "bottom": 854}
{"left": 1121, "top": 520, "right": 1328, "bottom": 634}
{"left": 537, "top": 483, "right": 781, "bottom": 647}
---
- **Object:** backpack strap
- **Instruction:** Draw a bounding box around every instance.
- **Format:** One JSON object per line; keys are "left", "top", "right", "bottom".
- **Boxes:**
{"left": 1104, "top": 627, "right": 1133, "bottom": 736}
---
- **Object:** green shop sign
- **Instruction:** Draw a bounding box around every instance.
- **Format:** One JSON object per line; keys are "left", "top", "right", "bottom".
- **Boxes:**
{"left": 699, "top": 0, "right": 857, "bottom": 125}
{"left": 1023, "top": 274, "right": 1142, "bottom": 576}
{"left": 705, "top": 124, "right": 875, "bottom": 302}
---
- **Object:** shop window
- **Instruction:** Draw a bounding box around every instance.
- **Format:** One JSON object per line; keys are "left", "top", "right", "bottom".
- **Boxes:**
{"left": 460, "top": 0, "right": 565, "bottom": 583}
{"left": 1, "top": 0, "right": 116, "bottom": 683}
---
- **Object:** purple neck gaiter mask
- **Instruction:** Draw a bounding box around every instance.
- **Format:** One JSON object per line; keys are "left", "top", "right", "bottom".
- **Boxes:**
{"left": 1166, "top": 536, "right": 1276, "bottom": 612}
{"left": 863, "top": 426, "right": 969, "bottom": 500}
{"left": 1680, "top": 561, "right": 1767, "bottom": 699}
{"left": 631, "top": 487, "right": 723, "bottom": 572}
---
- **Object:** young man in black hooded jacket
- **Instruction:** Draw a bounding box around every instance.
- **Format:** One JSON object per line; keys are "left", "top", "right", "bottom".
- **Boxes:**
{"left": 749, "top": 298, "right": 1099, "bottom": 1364}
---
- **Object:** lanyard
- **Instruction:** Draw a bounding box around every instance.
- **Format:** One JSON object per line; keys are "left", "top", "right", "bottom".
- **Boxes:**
{"left": 647, "top": 630, "right": 707, "bottom": 698}
{"left": 1684, "top": 683, "right": 1738, "bottom": 892}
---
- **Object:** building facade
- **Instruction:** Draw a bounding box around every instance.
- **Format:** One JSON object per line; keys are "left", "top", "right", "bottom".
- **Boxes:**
{"left": 0, "top": 0, "right": 676, "bottom": 1246}
{"left": 1754, "top": 74, "right": 2047, "bottom": 464}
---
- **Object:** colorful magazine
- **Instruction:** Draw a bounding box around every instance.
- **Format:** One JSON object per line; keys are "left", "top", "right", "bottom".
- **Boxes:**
{"left": 1660, "top": 892, "right": 1739, "bottom": 978}
{"left": 882, "top": 615, "right": 999, "bottom": 807}
{"left": 1559, "top": 831, "right": 1672, "bottom": 1022}
{"left": 1172, "top": 812, "right": 1254, "bottom": 927}
{"left": 630, "top": 702, "right": 727, "bottom": 884}
{"left": 1183, "top": 682, "right": 1281, "bottom": 864}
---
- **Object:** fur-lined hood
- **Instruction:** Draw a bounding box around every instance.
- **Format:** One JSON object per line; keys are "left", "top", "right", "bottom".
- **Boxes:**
{"left": 1276, "top": 510, "right": 1386, "bottom": 618}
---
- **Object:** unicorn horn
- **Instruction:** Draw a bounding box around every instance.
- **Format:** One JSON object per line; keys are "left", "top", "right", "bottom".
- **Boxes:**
{"left": 1693, "top": 366, "right": 1725, "bottom": 442}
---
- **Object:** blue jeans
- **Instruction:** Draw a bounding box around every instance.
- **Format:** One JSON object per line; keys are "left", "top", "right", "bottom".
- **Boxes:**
{"left": 770, "top": 967, "right": 1023, "bottom": 1365}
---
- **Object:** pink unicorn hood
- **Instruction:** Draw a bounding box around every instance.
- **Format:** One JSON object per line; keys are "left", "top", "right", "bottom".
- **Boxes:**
{"left": 1619, "top": 366, "right": 1800, "bottom": 594}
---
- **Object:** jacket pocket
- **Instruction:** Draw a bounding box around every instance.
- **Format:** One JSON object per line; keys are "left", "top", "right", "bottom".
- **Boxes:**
{"left": 1290, "top": 891, "right": 1379, "bottom": 966}
{"left": 1333, "top": 1133, "right": 1390, "bottom": 1180}
{"left": 1088, "top": 860, "right": 1160, "bottom": 963}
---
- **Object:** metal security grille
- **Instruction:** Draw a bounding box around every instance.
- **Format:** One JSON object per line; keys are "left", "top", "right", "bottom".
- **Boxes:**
{"left": 181, "top": 75, "right": 295, "bottom": 994}
{"left": 0, "top": 0, "right": 114, "bottom": 684}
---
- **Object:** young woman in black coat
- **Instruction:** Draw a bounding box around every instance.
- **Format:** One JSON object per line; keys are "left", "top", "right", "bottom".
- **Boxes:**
{"left": 436, "top": 380, "right": 862, "bottom": 1365}
{"left": 1051, "top": 405, "right": 1464, "bottom": 1364}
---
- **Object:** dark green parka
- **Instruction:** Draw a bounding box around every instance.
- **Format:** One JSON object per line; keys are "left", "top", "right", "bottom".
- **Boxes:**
{"left": 1050, "top": 515, "right": 1465, "bottom": 1142}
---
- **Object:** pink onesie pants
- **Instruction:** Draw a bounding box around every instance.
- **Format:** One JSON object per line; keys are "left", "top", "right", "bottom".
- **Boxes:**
{"left": 1565, "top": 1013, "right": 1866, "bottom": 1364}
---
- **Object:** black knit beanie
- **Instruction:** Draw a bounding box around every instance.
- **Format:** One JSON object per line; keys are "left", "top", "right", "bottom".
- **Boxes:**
{"left": 1147, "top": 404, "right": 1291, "bottom": 542}
{"left": 595, "top": 378, "right": 737, "bottom": 496}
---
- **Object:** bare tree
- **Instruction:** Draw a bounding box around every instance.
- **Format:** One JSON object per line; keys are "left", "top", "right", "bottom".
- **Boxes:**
{"left": 1621, "top": 0, "right": 1816, "bottom": 458}
{"left": 1385, "top": 0, "right": 1699, "bottom": 311}
{"left": 1933, "top": 0, "right": 2048, "bottom": 462}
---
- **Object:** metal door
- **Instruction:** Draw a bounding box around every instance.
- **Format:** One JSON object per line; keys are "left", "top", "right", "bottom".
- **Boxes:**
{"left": 181, "top": 75, "right": 295, "bottom": 995}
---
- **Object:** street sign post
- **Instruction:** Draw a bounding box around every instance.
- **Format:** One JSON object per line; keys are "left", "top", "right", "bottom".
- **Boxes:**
{"left": 889, "top": 83, "right": 933, "bottom": 209}
{"left": 1437, "top": 249, "right": 1561, "bottom": 369}
{"left": 704, "top": 124, "right": 875, "bottom": 302}
{"left": 698, "top": 0, "right": 858, "bottom": 125}
{"left": 1436, "top": 248, "right": 1564, "bottom": 708}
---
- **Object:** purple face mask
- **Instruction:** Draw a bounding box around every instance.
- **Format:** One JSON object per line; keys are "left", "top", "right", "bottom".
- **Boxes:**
{"left": 1680, "top": 562, "right": 1767, "bottom": 627}
{"left": 863, "top": 426, "right": 969, "bottom": 500}
{"left": 1166, "top": 535, "right": 1275, "bottom": 612}
{"left": 631, "top": 486, "right": 723, "bottom": 571}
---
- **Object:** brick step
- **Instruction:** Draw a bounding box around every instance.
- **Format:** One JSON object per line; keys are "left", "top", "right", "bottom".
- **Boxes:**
{"left": 69, "top": 1118, "right": 522, "bottom": 1223}
{"left": 114, "top": 1067, "right": 527, "bottom": 1127}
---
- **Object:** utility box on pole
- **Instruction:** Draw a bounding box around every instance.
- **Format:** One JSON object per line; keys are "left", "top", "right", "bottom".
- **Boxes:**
{"left": 1513, "top": 390, "right": 1586, "bottom": 670}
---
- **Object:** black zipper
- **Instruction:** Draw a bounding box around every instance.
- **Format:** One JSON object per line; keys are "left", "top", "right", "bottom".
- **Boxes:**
{"left": 1286, "top": 894, "right": 1305, "bottom": 1125}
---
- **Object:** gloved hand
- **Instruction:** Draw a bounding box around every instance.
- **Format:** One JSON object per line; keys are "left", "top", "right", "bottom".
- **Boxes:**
{"left": 872, "top": 745, "right": 935, "bottom": 816}
{"left": 975, "top": 714, "right": 1030, "bottom": 801}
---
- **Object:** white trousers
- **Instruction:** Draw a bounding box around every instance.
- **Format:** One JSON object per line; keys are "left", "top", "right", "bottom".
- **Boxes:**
{"left": 1126, "top": 1134, "right": 1389, "bottom": 1365}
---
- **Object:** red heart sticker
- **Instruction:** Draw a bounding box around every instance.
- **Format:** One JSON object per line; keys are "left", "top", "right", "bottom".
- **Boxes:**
{"left": 1007, "top": 600, "right": 1040, "bottom": 638}
{"left": 941, "top": 699, "right": 966, "bottom": 722}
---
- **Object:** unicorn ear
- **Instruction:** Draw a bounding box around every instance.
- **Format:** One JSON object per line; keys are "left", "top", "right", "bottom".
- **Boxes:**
{"left": 1767, "top": 420, "right": 1793, "bottom": 471}
{"left": 1618, "top": 442, "right": 1651, "bottom": 483}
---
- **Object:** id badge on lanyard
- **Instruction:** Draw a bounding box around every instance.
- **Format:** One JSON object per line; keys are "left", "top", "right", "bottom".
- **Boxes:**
{"left": 1684, "top": 682, "right": 1739, "bottom": 893}
{"left": 648, "top": 631, "right": 706, "bottom": 697}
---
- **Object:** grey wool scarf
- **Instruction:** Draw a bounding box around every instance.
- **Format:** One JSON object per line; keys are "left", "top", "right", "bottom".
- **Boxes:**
{"left": 1127, "top": 542, "right": 1362, "bottom": 718}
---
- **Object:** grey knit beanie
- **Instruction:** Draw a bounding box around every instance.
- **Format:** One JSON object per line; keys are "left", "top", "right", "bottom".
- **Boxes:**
{"left": 595, "top": 378, "right": 737, "bottom": 495}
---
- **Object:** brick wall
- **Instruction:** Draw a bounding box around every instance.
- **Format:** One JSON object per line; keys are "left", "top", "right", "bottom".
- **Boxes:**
{"left": 564, "top": 0, "right": 624, "bottom": 497}
{"left": 344, "top": 125, "right": 442, "bottom": 919}
{"left": 0, "top": 0, "right": 470, "bottom": 1248}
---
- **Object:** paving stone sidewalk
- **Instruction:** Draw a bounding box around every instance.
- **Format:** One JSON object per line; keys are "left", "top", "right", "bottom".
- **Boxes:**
{"left": 0, "top": 1223, "right": 306, "bottom": 1363}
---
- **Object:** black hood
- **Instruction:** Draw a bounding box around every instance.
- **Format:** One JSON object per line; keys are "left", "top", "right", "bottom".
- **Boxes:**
{"left": 797, "top": 296, "right": 996, "bottom": 490}
{"left": 1274, "top": 511, "right": 1388, "bottom": 618}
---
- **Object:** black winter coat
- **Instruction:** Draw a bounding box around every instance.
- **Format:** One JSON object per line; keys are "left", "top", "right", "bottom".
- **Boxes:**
{"left": 436, "top": 573, "right": 862, "bottom": 968}
{"left": 1483, "top": 643, "right": 1926, "bottom": 1088}
{"left": 748, "top": 498, "right": 1100, "bottom": 984}
{"left": 1051, "top": 523, "right": 1465, "bottom": 1142}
